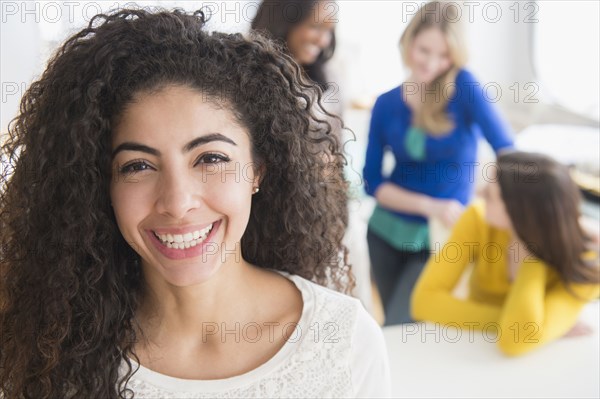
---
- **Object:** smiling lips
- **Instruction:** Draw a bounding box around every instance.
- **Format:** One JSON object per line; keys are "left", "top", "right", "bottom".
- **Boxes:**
{"left": 152, "top": 223, "right": 214, "bottom": 249}
{"left": 147, "top": 220, "right": 222, "bottom": 260}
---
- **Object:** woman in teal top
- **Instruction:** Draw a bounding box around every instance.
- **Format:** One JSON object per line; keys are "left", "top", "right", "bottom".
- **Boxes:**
{"left": 363, "top": 1, "right": 514, "bottom": 325}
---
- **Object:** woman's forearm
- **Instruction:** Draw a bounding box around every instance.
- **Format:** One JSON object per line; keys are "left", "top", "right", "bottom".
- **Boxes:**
{"left": 374, "top": 182, "right": 434, "bottom": 217}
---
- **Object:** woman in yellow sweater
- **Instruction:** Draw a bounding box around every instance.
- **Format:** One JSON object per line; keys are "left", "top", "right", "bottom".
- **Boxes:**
{"left": 411, "top": 151, "right": 600, "bottom": 356}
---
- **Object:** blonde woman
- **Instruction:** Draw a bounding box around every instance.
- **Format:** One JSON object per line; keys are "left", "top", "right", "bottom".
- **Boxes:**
{"left": 363, "top": 1, "right": 514, "bottom": 325}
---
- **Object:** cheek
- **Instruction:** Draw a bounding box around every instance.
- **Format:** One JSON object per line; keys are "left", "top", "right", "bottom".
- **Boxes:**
{"left": 288, "top": 29, "right": 304, "bottom": 52}
{"left": 499, "top": 208, "right": 513, "bottom": 229}
{"left": 202, "top": 169, "right": 254, "bottom": 233}
{"left": 487, "top": 204, "right": 511, "bottom": 229}
{"left": 438, "top": 58, "right": 451, "bottom": 73}
{"left": 409, "top": 47, "right": 424, "bottom": 66}
{"left": 296, "top": 25, "right": 319, "bottom": 44}
{"left": 320, "top": 30, "right": 332, "bottom": 47}
{"left": 485, "top": 202, "right": 500, "bottom": 225}
{"left": 204, "top": 178, "right": 251, "bottom": 211}
{"left": 110, "top": 180, "right": 153, "bottom": 238}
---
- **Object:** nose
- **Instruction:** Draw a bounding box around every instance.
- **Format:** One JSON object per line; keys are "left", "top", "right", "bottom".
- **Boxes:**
{"left": 155, "top": 169, "right": 201, "bottom": 220}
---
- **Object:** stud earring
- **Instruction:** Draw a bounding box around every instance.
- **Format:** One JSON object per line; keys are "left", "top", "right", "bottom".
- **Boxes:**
{"left": 252, "top": 186, "right": 260, "bottom": 194}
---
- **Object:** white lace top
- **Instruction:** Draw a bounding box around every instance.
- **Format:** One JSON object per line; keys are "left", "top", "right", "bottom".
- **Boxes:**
{"left": 119, "top": 271, "right": 391, "bottom": 398}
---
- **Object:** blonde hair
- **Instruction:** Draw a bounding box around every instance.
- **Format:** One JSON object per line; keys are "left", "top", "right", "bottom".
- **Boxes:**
{"left": 399, "top": 1, "right": 468, "bottom": 135}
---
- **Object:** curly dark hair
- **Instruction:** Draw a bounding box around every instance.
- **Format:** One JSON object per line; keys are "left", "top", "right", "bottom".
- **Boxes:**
{"left": 0, "top": 7, "right": 352, "bottom": 398}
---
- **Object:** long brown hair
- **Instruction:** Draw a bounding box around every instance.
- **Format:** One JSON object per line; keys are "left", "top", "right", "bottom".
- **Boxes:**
{"left": 497, "top": 151, "right": 599, "bottom": 289}
{"left": 399, "top": 0, "right": 467, "bottom": 135}
{"left": 0, "top": 8, "right": 351, "bottom": 398}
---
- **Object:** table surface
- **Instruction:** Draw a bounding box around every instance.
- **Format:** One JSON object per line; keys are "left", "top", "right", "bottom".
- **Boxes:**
{"left": 382, "top": 301, "right": 600, "bottom": 398}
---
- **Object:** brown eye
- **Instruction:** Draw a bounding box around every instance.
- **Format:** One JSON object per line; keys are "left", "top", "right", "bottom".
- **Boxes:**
{"left": 195, "top": 153, "right": 231, "bottom": 165}
{"left": 119, "top": 160, "right": 153, "bottom": 174}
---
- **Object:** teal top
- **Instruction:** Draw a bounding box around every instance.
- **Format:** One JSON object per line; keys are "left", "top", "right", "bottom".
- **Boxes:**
{"left": 369, "top": 126, "right": 429, "bottom": 252}
{"left": 368, "top": 205, "right": 430, "bottom": 251}
{"left": 404, "top": 125, "right": 427, "bottom": 160}
{"left": 368, "top": 125, "right": 430, "bottom": 251}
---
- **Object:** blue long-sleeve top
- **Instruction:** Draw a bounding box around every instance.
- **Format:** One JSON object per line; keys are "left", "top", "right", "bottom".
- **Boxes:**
{"left": 363, "top": 68, "right": 515, "bottom": 224}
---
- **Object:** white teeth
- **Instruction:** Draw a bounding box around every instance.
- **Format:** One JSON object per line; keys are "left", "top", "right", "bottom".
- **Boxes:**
{"left": 153, "top": 223, "right": 215, "bottom": 250}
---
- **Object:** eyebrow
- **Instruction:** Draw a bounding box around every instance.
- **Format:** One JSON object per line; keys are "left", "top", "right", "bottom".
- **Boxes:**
{"left": 111, "top": 133, "right": 237, "bottom": 159}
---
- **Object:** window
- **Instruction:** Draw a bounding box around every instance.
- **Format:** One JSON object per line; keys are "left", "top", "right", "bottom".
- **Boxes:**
{"left": 534, "top": 1, "right": 600, "bottom": 121}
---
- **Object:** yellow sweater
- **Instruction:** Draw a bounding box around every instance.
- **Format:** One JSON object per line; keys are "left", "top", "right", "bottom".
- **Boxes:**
{"left": 411, "top": 200, "right": 600, "bottom": 356}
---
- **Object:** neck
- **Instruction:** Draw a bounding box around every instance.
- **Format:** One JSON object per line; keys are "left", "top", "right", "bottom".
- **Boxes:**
{"left": 136, "top": 258, "right": 263, "bottom": 346}
{"left": 404, "top": 74, "right": 432, "bottom": 102}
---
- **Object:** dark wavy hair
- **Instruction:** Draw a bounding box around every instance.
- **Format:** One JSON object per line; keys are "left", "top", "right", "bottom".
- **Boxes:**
{"left": 497, "top": 151, "right": 599, "bottom": 291}
{"left": 251, "top": 0, "right": 336, "bottom": 90}
{"left": 0, "top": 7, "right": 352, "bottom": 398}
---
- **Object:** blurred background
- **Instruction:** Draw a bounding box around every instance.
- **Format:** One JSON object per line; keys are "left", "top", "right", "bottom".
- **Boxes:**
{"left": 2, "top": 1, "right": 599, "bottom": 209}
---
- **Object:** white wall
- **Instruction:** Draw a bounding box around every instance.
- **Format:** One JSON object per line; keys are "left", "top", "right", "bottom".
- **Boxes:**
{"left": 1, "top": 1, "right": 595, "bottom": 134}
{"left": 333, "top": 1, "right": 535, "bottom": 102}
{"left": 1, "top": 5, "right": 41, "bottom": 134}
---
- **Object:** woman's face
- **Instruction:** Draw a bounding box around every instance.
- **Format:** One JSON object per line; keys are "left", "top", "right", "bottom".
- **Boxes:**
{"left": 482, "top": 178, "right": 513, "bottom": 230}
{"left": 110, "top": 85, "right": 260, "bottom": 287}
{"left": 287, "top": 1, "right": 336, "bottom": 66}
{"left": 408, "top": 27, "right": 452, "bottom": 84}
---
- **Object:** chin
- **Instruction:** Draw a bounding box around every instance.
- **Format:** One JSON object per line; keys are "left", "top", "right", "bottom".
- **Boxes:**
{"left": 166, "top": 267, "right": 219, "bottom": 287}
{"left": 150, "top": 257, "right": 223, "bottom": 287}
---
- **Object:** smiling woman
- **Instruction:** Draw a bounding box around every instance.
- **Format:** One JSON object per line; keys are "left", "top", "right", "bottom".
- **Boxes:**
{"left": 251, "top": 0, "right": 337, "bottom": 91}
{"left": 110, "top": 87, "right": 258, "bottom": 280}
{"left": 0, "top": 8, "right": 390, "bottom": 399}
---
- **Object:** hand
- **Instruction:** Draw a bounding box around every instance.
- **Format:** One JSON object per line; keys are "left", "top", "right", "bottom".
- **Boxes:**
{"left": 428, "top": 199, "right": 465, "bottom": 229}
{"left": 563, "top": 321, "right": 594, "bottom": 338}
